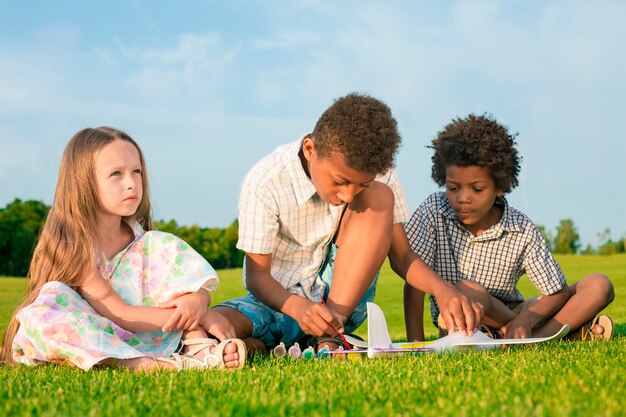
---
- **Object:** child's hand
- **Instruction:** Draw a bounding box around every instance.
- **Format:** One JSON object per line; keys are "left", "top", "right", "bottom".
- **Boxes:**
{"left": 289, "top": 297, "right": 344, "bottom": 337}
{"left": 200, "top": 309, "right": 236, "bottom": 341}
{"left": 501, "top": 317, "right": 533, "bottom": 339}
{"left": 159, "top": 290, "right": 211, "bottom": 332}
{"left": 436, "top": 284, "right": 483, "bottom": 336}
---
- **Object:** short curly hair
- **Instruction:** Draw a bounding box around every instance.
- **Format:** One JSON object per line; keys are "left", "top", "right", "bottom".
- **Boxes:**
{"left": 312, "top": 92, "right": 401, "bottom": 175}
{"left": 430, "top": 113, "right": 521, "bottom": 194}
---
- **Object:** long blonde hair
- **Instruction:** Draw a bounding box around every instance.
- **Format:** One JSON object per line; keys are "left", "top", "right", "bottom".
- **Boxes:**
{"left": 1, "top": 127, "right": 153, "bottom": 364}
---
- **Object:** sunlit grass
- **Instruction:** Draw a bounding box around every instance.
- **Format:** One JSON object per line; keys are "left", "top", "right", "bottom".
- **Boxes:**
{"left": 1, "top": 254, "right": 624, "bottom": 417}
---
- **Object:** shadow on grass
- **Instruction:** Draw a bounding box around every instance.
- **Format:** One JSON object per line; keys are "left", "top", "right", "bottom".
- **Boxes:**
{"left": 613, "top": 322, "right": 625, "bottom": 338}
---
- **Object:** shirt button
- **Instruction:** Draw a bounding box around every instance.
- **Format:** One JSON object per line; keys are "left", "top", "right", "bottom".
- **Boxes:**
{"left": 464, "top": 262, "right": 471, "bottom": 270}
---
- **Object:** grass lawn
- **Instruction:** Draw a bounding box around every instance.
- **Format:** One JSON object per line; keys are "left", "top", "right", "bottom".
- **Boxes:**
{"left": 1, "top": 254, "right": 625, "bottom": 416}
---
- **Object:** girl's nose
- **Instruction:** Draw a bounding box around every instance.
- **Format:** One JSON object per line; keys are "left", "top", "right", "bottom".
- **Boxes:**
{"left": 125, "top": 175, "right": 137, "bottom": 190}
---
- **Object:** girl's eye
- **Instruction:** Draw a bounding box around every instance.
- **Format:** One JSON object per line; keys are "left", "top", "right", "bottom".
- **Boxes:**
{"left": 132, "top": 169, "right": 142, "bottom": 175}
{"left": 110, "top": 171, "right": 121, "bottom": 177}
{"left": 447, "top": 186, "right": 457, "bottom": 191}
{"left": 333, "top": 181, "right": 347, "bottom": 186}
{"left": 473, "top": 188, "right": 484, "bottom": 192}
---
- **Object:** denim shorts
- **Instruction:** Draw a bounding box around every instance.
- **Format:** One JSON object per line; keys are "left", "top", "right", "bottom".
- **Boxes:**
{"left": 218, "top": 243, "right": 378, "bottom": 348}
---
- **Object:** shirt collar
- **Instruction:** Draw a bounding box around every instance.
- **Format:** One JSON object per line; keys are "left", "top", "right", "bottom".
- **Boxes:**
{"left": 497, "top": 197, "right": 523, "bottom": 232}
{"left": 287, "top": 137, "right": 318, "bottom": 206}
{"left": 439, "top": 193, "right": 522, "bottom": 235}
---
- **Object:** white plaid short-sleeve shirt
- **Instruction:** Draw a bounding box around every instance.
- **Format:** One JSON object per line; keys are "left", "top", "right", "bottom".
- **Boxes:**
{"left": 405, "top": 192, "right": 566, "bottom": 324}
{"left": 237, "top": 138, "right": 410, "bottom": 300}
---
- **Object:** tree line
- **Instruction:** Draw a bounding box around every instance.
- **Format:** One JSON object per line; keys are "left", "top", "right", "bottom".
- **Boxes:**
{"left": 0, "top": 199, "right": 243, "bottom": 277}
{"left": 537, "top": 219, "right": 626, "bottom": 255}
{"left": 1, "top": 199, "right": 624, "bottom": 277}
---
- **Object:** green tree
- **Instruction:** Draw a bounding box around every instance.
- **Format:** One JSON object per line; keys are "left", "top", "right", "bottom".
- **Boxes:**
{"left": 553, "top": 218, "right": 580, "bottom": 254}
{"left": 154, "top": 218, "right": 179, "bottom": 234}
{"left": 222, "top": 219, "right": 244, "bottom": 268}
{"left": 580, "top": 244, "right": 595, "bottom": 255}
{"left": 536, "top": 224, "right": 554, "bottom": 251}
{"left": 0, "top": 199, "right": 49, "bottom": 276}
{"left": 597, "top": 228, "right": 622, "bottom": 255}
{"left": 152, "top": 218, "right": 243, "bottom": 269}
{"left": 2, "top": 201, "right": 244, "bottom": 275}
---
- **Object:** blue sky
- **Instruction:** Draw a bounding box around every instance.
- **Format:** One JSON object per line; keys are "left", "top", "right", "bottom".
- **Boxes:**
{"left": 1, "top": 0, "right": 624, "bottom": 247}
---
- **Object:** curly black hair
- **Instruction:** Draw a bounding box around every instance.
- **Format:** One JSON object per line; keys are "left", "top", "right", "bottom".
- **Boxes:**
{"left": 430, "top": 113, "right": 521, "bottom": 194}
{"left": 312, "top": 92, "right": 401, "bottom": 175}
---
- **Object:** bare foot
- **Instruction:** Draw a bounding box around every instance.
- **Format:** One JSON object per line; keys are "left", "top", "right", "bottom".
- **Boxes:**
{"left": 220, "top": 341, "right": 241, "bottom": 369}
{"left": 589, "top": 323, "right": 606, "bottom": 339}
{"left": 569, "top": 315, "right": 613, "bottom": 341}
{"left": 98, "top": 356, "right": 179, "bottom": 372}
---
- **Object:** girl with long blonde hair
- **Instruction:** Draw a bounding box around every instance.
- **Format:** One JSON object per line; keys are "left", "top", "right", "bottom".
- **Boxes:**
{"left": 1, "top": 127, "right": 246, "bottom": 371}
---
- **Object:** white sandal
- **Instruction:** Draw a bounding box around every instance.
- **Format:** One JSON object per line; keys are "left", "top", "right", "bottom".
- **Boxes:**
{"left": 154, "top": 353, "right": 207, "bottom": 371}
{"left": 180, "top": 337, "right": 247, "bottom": 369}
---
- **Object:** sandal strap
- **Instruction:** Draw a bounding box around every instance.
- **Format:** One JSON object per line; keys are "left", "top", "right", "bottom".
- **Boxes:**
{"left": 180, "top": 337, "right": 219, "bottom": 357}
{"left": 154, "top": 355, "right": 183, "bottom": 371}
{"left": 156, "top": 351, "right": 225, "bottom": 371}
{"left": 176, "top": 353, "right": 221, "bottom": 370}
{"left": 580, "top": 323, "right": 592, "bottom": 341}
{"left": 215, "top": 339, "right": 248, "bottom": 369}
{"left": 181, "top": 337, "right": 219, "bottom": 346}
{"left": 580, "top": 315, "right": 614, "bottom": 341}
{"left": 199, "top": 352, "right": 223, "bottom": 368}
{"left": 176, "top": 338, "right": 247, "bottom": 370}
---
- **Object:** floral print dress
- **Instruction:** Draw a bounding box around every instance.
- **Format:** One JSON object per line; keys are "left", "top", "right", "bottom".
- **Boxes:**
{"left": 12, "top": 222, "right": 218, "bottom": 371}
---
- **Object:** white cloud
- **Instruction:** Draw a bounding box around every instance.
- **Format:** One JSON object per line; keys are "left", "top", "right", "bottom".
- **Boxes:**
{"left": 253, "top": 31, "right": 321, "bottom": 50}
{"left": 113, "top": 33, "right": 240, "bottom": 99}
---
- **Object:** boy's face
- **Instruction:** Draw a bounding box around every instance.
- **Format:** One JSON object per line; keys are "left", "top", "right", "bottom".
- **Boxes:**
{"left": 302, "top": 137, "right": 376, "bottom": 206}
{"left": 445, "top": 165, "right": 503, "bottom": 236}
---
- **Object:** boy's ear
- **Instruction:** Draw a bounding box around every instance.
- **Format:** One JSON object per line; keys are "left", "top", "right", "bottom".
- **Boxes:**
{"left": 302, "top": 136, "right": 317, "bottom": 161}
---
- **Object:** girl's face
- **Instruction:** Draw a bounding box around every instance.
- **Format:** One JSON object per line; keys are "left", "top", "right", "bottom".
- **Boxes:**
{"left": 445, "top": 165, "right": 503, "bottom": 236}
{"left": 94, "top": 140, "right": 143, "bottom": 220}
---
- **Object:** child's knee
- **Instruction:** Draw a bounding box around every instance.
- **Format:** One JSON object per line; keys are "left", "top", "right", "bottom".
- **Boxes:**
{"left": 350, "top": 181, "right": 394, "bottom": 214}
{"left": 579, "top": 273, "right": 614, "bottom": 307}
{"left": 592, "top": 273, "right": 615, "bottom": 304}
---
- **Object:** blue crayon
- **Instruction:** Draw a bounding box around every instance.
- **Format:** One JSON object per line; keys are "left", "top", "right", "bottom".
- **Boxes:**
{"left": 317, "top": 346, "right": 330, "bottom": 359}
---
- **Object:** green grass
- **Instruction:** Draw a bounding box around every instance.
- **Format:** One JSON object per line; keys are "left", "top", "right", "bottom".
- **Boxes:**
{"left": 2, "top": 254, "right": 625, "bottom": 417}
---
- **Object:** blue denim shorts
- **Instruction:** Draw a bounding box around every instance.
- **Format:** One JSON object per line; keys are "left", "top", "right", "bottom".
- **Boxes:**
{"left": 218, "top": 243, "right": 378, "bottom": 348}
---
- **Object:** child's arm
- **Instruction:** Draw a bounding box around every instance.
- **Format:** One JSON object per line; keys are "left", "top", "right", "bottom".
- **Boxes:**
{"left": 404, "top": 283, "right": 425, "bottom": 341}
{"left": 245, "top": 252, "right": 345, "bottom": 337}
{"left": 501, "top": 286, "right": 571, "bottom": 338}
{"left": 389, "top": 224, "right": 483, "bottom": 335}
{"left": 157, "top": 289, "right": 211, "bottom": 331}
{"left": 159, "top": 290, "right": 237, "bottom": 339}
{"left": 80, "top": 270, "right": 202, "bottom": 333}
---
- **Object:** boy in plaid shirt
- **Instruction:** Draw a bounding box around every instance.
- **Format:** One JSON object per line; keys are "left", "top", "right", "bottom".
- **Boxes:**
{"left": 214, "top": 93, "right": 482, "bottom": 351}
{"left": 405, "top": 114, "right": 614, "bottom": 341}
